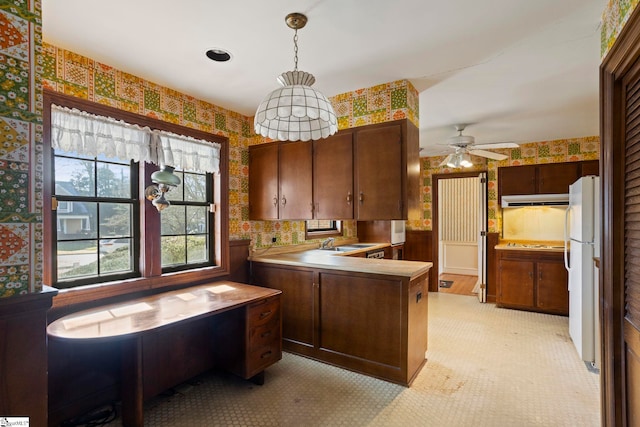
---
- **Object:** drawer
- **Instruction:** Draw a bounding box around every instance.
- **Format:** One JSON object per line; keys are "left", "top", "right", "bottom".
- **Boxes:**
{"left": 249, "top": 321, "right": 280, "bottom": 349}
{"left": 246, "top": 344, "right": 281, "bottom": 375}
{"left": 247, "top": 296, "right": 280, "bottom": 327}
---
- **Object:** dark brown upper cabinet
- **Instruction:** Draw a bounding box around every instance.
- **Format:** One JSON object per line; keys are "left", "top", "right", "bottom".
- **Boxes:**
{"left": 249, "top": 141, "right": 313, "bottom": 220}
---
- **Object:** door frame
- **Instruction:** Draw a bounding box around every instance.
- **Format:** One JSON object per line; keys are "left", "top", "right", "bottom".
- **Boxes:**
{"left": 432, "top": 170, "right": 488, "bottom": 293}
{"left": 600, "top": 5, "right": 640, "bottom": 425}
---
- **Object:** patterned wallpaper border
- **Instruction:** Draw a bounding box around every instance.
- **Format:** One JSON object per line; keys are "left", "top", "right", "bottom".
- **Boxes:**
{"left": 602, "top": 0, "right": 640, "bottom": 58}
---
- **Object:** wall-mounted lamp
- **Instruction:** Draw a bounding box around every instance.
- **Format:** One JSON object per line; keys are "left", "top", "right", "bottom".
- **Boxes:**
{"left": 145, "top": 166, "right": 181, "bottom": 211}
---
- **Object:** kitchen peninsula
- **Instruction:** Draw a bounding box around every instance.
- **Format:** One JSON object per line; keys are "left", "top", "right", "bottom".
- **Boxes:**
{"left": 250, "top": 244, "right": 432, "bottom": 386}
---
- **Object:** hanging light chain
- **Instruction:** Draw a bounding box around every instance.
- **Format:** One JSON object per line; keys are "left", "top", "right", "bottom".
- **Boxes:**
{"left": 293, "top": 28, "right": 299, "bottom": 71}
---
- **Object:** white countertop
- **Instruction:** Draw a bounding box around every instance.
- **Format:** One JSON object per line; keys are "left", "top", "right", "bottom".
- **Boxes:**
{"left": 250, "top": 245, "right": 432, "bottom": 279}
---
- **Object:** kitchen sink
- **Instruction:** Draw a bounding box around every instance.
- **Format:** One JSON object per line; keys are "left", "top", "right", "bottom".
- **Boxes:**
{"left": 320, "top": 244, "right": 373, "bottom": 252}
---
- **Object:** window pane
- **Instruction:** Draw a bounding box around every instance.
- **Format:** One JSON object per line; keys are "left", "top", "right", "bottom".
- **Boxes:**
{"left": 57, "top": 241, "right": 98, "bottom": 280}
{"left": 100, "top": 238, "right": 133, "bottom": 274}
{"left": 99, "top": 203, "right": 132, "bottom": 238}
{"left": 187, "top": 235, "right": 207, "bottom": 263}
{"left": 96, "top": 162, "right": 131, "bottom": 198}
{"left": 184, "top": 173, "right": 207, "bottom": 202}
{"left": 161, "top": 235, "right": 185, "bottom": 266}
{"left": 55, "top": 157, "right": 95, "bottom": 197}
{"left": 57, "top": 201, "right": 97, "bottom": 240}
{"left": 161, "top": 205, "right": 186, "bottom": 235}
{"left": 186, "top": 206, "right": 207, "bottom": 234}
{"left": 165, "top": 171, "right": 184, "bottom": 201}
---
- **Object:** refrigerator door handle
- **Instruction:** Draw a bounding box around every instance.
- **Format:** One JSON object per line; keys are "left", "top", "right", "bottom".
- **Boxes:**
{"left": 564, "top": 206, "right": 571, "bottom": 273}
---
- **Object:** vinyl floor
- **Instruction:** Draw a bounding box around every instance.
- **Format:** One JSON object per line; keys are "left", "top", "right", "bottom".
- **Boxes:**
{"left": 104, "top": 292, "right": 600, "bottom": 426}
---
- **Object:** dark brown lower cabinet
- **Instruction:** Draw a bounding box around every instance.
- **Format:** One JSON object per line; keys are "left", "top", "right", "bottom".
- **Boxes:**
{"left": 251, "top": 262, "right": 429, "bottom": 386}
{"left": 497, "top": 250, "right": 568, "bottom": 315}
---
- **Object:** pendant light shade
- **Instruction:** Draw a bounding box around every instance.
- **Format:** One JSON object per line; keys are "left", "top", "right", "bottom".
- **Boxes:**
{"left": 254, "top": 13, "right": 337, "bottom": 142}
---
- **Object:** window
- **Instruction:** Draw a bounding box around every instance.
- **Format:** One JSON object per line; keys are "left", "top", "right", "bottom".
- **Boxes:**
{"left": 43, "top": 91, "right": 228, "bottom": 298}
{"left": 161, "top": 169, "right": 214, "bottom": 271}
{"left": 305, "top": 220, "right": 342, "bottom": 240}
{"left": 53, "top": 151, "right": 137, "bottom": 288}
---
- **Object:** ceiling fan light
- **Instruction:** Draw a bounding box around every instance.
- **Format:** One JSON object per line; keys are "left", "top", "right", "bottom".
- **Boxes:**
{"left": 446, "top": 153, "right": 461, "bottom": 168}
{"left": 460, "top": 152, "right": 473, "bottom": 168}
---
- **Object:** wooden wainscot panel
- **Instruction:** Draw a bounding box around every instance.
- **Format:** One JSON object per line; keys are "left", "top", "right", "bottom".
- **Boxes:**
{"left": 404, "top": 230, "right": 435, "bottom": 290}
{"left": 486, "top": 232, "right": 499, "bottom": 303}
{"left": 0, "top": 287, "right": 57, "bottom": 427}
{"left": 228, "top": 239, "right": 251, "bottom": 283}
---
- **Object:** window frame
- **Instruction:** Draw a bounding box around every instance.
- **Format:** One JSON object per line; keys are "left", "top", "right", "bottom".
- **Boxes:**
{"left": 160, "top": 169, "right": 215, "bottom": 273}
{"left": 51, "top": 153, "right": 140, "bottom": 288}
{"left": 305, "top": 220, "right": 343, "bottom": 240}
{"left": 43, "top": 90, "right": 230, "bottom": 307}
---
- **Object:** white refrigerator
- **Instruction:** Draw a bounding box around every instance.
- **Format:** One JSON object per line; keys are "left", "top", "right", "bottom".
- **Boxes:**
{"left": 564, "top": 175, "right": 600, "bottom": 367}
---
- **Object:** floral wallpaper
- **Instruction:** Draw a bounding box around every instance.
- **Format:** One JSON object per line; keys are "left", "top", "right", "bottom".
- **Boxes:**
{"left": 412, "top": 136, "right": 600, "bottom": 234}
{"left": 0, "top": 1, "right": 43, "bottom": 297}
{"left": 601, "top": 0, "right": 640, "bottom": 58}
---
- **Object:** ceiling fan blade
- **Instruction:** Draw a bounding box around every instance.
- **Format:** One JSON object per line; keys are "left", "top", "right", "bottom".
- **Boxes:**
{"left": 469, "top": 149, "right": 508, "bottom": 161}
{"left": 472, "top": 142, "right": 518, "bottom": 149}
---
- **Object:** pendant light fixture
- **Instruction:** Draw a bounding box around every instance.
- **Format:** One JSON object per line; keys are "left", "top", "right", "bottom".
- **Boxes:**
{"left": 254, "top": 13, "right": 338, "bottom": 142}
{"left": 144, "top": 165, "right": 181, "bottom": 212}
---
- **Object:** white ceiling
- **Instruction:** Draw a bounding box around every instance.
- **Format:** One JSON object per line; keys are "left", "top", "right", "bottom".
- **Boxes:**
{"left": 41, "top": 0, "right": 606, "bottom": 156}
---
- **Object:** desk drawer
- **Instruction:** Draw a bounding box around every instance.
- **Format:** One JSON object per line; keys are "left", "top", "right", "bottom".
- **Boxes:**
{"left": 249, "top": 321, "right": 279, "bottom": 349}
{"left": 246, "top": 343, "right": 281, "bottom": 375}
{"left": 247, "top": 296, "right": 280, "bottom": 327}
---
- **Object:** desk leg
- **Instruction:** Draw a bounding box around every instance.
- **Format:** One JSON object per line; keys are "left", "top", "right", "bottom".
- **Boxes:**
{"left": 121, "top": 336, "right": 144, "bottom": 427}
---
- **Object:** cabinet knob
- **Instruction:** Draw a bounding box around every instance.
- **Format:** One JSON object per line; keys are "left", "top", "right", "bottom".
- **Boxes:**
{"left": 261, "top": 350, "right": 273, "bottom": 359}
{"left": 359, "top": 192, "right": 364, "bottom": 203}
{"left": 281, "top": 196, "right": 287, "bottom": 207}
{"left": 346, "top": 192, "right": 352, "bottom": 204}
{"left": 273, "top": 196, "right": 278, "bottom": 207}
{"left": 529, "top": 271, "right": 533, "bottom": 279}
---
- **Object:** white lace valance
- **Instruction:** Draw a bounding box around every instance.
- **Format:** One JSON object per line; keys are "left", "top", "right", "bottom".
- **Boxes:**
{"left": 51, "top": 105, "right": 221, "bottom": 174}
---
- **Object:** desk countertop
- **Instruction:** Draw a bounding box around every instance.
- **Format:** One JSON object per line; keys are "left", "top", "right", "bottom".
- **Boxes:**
{"left": 47, "top": 281, "right": 281, "bottom": 341}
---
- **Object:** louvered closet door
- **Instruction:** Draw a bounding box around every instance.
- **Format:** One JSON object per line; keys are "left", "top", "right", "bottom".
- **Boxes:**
{"left": 623, "top": 59, "right": 640, "bottom": 426}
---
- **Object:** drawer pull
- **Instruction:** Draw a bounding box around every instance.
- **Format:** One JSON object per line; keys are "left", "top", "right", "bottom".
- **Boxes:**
{"left": 261, "top": 350, "right": 273, "bottom": 359}
{"left": 259, "top": 310, "right": 272, "bottom": 319}
{"left": 260, "top": 331, "right": 272, "bottom": 338}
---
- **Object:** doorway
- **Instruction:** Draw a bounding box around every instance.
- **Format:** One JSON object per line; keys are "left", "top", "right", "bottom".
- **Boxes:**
{"left": 432, "top": 171, "right": 488, "bottom": 300}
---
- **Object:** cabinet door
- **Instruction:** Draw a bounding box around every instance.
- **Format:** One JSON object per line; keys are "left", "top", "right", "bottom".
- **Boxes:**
{"left": 536, "top": 261, "right": 569, "bottom": 315}
{"left": 251, "top": 264, "right": 315, "bottom": 348}
{"left": 499, "top": 165, "right": 536, "bottom": 198}
{"left": 355, "top": 123, "right": 403, "bottom": 220}
{"left": 279, "top": 141, "right": 313, "bottom": 220}
{"left": 313, "top": 131, "right": 354, "bottom": 219}
{"left": 498, "top": 259, "right": 534, "bottom": 307}
{"left": 249, "top": 144, "right": 279, "bottom": 220}
{"left": 537, "top": 162, "right": 580, "bottom": 194}
{"left": 580, "top": 160, "right": 599, "bottom": 177}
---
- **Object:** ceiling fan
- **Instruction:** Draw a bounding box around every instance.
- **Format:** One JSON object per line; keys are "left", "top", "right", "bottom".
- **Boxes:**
{"left": 438, "top": 125, "right": 518, "bottom": 168}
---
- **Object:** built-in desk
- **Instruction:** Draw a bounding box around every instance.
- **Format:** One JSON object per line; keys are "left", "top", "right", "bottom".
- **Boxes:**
{"left": 48, "top": 281, "right": 282, "bottom": 427}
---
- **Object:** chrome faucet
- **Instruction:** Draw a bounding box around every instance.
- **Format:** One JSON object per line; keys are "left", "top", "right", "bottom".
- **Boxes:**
{"left": 320, "top": 237, "right": 335, "bottom": 249}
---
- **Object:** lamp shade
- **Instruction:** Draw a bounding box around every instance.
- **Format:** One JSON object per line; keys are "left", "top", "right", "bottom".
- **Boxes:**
{"left": 151, "top": 165, "right": 181, "bottom": 187}
{"left": 254, "top": 71, "right": 337, "bottom": 142}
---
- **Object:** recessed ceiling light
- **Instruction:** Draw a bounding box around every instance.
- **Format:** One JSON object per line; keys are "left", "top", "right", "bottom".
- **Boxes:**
{"left": 206, "top": 48, "right": 232, "bottom": 62}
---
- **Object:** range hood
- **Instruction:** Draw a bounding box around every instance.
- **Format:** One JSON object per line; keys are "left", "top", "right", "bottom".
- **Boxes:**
{"left": 501, "top": 193, "right": 569, "bottom": 208}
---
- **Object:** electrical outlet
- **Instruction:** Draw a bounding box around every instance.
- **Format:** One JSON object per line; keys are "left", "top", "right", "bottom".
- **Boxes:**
{"left": 271, "top": 236, "right": 277, "bottom": 243}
